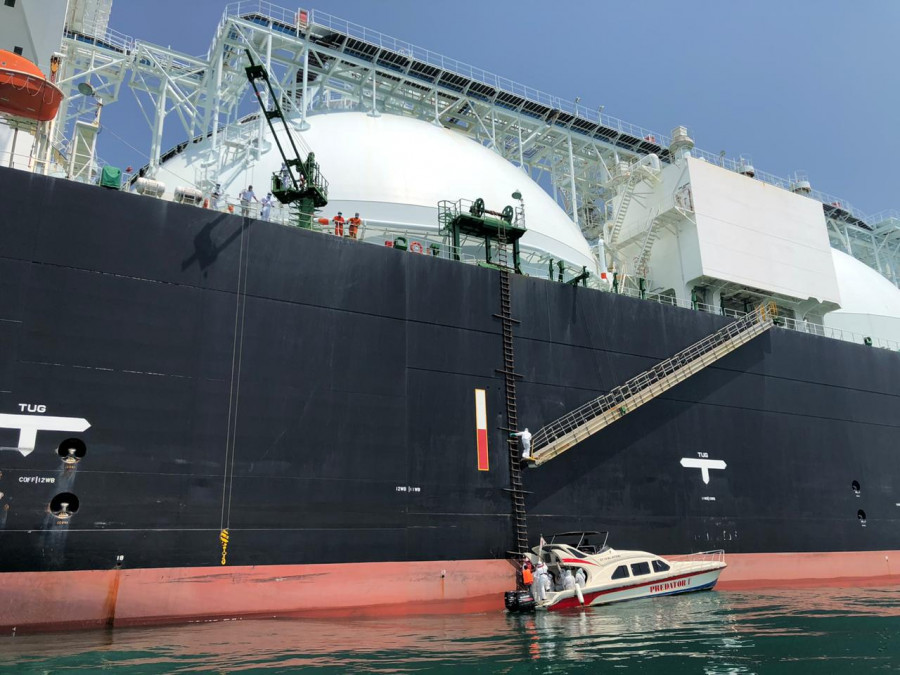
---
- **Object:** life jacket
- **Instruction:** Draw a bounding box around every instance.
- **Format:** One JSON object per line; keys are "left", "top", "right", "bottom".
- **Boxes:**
{"left": 522, "top": 567, "right": 534, "bottom": 585}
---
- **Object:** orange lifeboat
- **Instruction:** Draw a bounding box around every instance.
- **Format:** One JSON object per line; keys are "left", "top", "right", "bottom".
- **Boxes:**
{"left": 0, "top": 50, "right": 64, "bottom": 121}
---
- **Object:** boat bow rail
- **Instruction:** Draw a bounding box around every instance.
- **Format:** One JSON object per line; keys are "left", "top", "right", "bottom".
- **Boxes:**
{"left": 529, "top": 302, "right": 777, "bottom": 466}
{"left": 667, "top": 549, "right": 726, "bottom": 566}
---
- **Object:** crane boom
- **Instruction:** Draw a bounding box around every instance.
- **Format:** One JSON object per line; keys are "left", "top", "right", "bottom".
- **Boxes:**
{"left": 244, "top": 50, "right": 328, "bottom": 227}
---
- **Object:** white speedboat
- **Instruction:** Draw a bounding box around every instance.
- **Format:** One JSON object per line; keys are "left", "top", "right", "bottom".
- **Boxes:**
{"left": 525, "top": 532, "right": 725, "bottom": 611}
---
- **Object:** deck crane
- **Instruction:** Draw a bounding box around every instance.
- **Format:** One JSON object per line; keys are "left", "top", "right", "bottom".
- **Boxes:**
{"left": 244, "top": 50, "right": 328, "bottom": 228}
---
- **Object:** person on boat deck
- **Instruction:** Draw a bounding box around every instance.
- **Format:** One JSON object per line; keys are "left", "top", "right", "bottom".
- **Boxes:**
{"left": 552, "top": 570, "right": 565, "bottom": 592}
{"left": 532, "top": 560, "right": 548, "bottom": 602}
{"left": 575, "top": 567, "right": 586, "bottom": 587}
{"left": 211, "top": 183, "right": 223, "bottom": 211}
{"left": 279, "top": 162, "right": 290, "bottom": 190}
{"left": 260, "top": 192, "right": 274, "bottom": 221}
{"left": 510, "top": 428, "right": 532, "bottom": 460}
{"left": 333, "top": 211, "right": 345, "bottom": 236}
{"left": 348, "top": 212, "right": 362, "bottom": 239}
{"left": 563, "top": 568, "right": 576, "bottom": 591}
{"left": 520, "top": 559, "right": 534, "bottom": 590}
{"left": 240, "top": 185, "right": 258, "bottom": 217}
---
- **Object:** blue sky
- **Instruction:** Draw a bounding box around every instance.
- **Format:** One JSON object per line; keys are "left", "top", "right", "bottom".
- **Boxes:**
{"left": 99, "top": 0, "right": 900, "bottom": 217}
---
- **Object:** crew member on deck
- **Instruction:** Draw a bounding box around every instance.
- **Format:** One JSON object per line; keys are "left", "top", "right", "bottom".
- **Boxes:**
{"left": 211, "top": 183, "right": 223, "bottom": 211}
{"left": 240, "top": 185, "right": 258, "bottom": 217}
{"left": 260, "top": 192, "right": 274, "bottom": 221}
{"left": 348, "top": 212, "right": 362, "bottom": 239}
{"left": 332, "top": 211, "right": 345, "bottom": 236}
{"left": 562, "top": 568, "right": 576, "bottom": 590}
{"left": 511, "top": 428, "right": 533, "bottom": 461}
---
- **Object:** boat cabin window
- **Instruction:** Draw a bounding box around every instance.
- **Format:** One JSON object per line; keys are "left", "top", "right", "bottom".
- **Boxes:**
{"left": 563, "top": 546, "right": 587, "bottom": 559}
{"left": 652, "top": 560, "right": 670, "bottom": 573}
{"left": 611, "top": 565, "right": 629, "bottom": 580}
{"left": 630, "top": 561, "right": 651, "bottom": 576}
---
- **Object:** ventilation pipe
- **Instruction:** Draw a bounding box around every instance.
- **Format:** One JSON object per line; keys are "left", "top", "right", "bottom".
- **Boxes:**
{"left": 669, "top": 126, "right": 694, "bottom": 161}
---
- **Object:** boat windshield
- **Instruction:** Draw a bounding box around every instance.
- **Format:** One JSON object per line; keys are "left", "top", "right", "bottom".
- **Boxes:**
{"left": 547, "top": 531, "right": 609, "bottom": 554}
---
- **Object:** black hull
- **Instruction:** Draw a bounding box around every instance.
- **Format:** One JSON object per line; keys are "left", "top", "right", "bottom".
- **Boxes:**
{"left": 0, "top": 167, "right": 897, "bottom": 575}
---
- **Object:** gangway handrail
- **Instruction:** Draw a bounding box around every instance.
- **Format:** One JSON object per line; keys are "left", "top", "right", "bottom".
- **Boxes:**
{"left": 529, "top": 302, "right": 777, "bottom": 465}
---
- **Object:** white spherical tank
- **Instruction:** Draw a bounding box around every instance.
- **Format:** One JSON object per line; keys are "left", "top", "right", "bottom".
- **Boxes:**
{"left": 824, "top": 249, "right": 900, "bottom": 343}
{"left": 156, "top": 112, "right": 596, "bottom": 269}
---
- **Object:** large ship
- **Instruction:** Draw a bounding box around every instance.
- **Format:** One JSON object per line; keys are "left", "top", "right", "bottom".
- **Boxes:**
{"left": 0, "top": 1, "right": 898, "bottom": 632}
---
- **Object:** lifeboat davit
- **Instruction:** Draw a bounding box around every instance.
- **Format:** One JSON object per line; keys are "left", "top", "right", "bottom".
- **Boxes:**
{"left": 0, "top": 50, "right": 64, "bottom": 121}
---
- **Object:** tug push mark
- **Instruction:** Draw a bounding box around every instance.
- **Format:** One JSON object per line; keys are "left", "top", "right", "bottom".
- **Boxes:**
{"left": 0, "top": 409, "right": 91, "bottom": 456}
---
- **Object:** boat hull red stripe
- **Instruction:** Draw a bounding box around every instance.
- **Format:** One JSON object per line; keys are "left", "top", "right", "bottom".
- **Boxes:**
{"left": 548, "top": 569, "right": 717, "bottom": 610}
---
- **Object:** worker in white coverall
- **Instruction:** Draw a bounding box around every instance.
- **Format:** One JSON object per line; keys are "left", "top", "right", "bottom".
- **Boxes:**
{"left": 260, "top": 193, "right": 274, "bottom": 221}
{"left": 575, "top": 567, "right": 586, "bottom": 588}
{"left": 563, "top": 568, "right": 576, "bottom": 590}
{"left": 532, "top": 560, "right": 548, "bottom": 602}
{"left": 511, "top": 428, "right": 533, "bottom": 460}
{"left": 211, "top": 183, "right": 223, "bottom": 211}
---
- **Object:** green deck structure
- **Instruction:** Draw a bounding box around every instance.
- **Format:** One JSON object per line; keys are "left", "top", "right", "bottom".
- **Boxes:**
{"left": 438, "top": 198, "right": 526, "bottom": 272}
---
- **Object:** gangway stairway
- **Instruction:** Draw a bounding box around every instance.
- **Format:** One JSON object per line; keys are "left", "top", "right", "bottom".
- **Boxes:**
{"left": 528, "top": 302, "right": 777, "bottom": 467}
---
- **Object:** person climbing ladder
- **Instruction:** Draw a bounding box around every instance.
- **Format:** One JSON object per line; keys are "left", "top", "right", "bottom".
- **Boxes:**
{"left": 510, "top": 427, "right": 532, "bottom": 461}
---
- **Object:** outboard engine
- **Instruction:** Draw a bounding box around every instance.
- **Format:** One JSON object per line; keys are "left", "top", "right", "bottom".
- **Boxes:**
{"left": 504, "top": 589, "right": 536, "bottom": 613}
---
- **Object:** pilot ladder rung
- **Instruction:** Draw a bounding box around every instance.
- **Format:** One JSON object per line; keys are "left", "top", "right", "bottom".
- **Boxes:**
{"left": 529, "top": 303, "right": 777, "bottom": 467}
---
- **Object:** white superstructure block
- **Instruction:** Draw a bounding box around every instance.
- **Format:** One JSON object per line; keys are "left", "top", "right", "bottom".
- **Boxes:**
{"left": 686, "top": 157, "right": 840, "bottom": 306}
{"left": 0, "top": 0, "right": 67, "bottom": 70}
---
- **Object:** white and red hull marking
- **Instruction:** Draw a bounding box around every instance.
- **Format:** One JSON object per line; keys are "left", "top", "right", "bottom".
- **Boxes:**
{"left": 474, "top": 388, "right": 489, "bottom": 471}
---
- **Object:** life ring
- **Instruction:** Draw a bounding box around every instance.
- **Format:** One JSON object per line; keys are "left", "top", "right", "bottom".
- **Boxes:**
{"left": 409, "top": 241, "right": 424, "bottom": 254}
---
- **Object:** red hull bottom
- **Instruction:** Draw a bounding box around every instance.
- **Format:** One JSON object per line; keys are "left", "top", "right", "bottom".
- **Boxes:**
{"left": 1, "top": 550, "right": 897, "bottom": 634}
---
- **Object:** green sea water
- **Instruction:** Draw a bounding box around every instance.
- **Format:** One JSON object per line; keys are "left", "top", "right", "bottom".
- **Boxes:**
{"left": 1, "top": 587, "right": 897, "bottom": 673}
